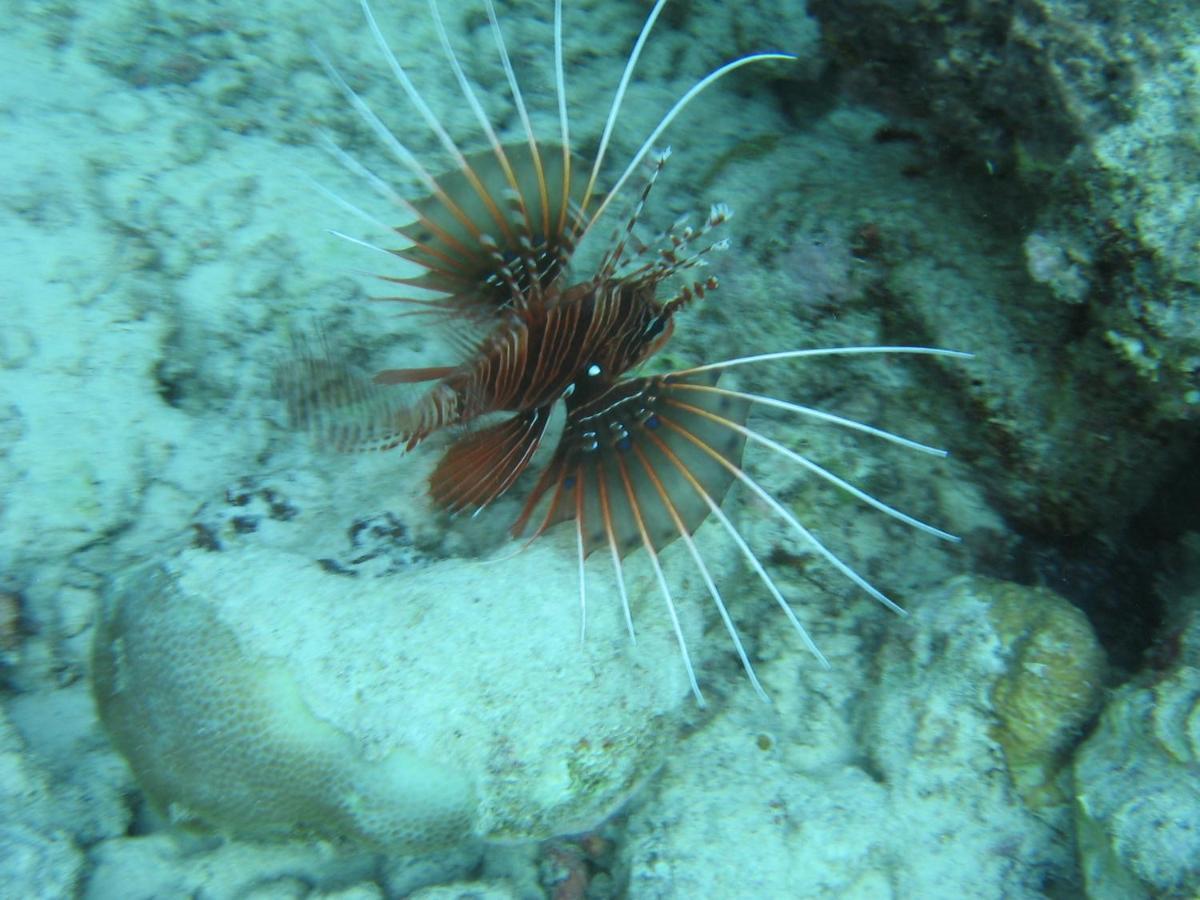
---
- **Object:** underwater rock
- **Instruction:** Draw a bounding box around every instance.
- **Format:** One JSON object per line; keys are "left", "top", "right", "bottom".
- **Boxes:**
{"left": 406, "top": 883, "right": 519, "bottom": 900}
{"left": 1017, "top": 0, "right": 1200, "bottom": 425}
{"left": 863, "top": 575, "right": 1092, "bottom": 890}
{"left": 1073, "top": 600, "right": 1200, "bottom": 899}
{"left": 807, "top": 0, "right": 1199, "bottom": 535}
{"left": 93, "top": 538, "right": 710, "bottom": 854}
{"left": 623, "top": 714, "right": 897, "bottom": 898}
{"left": 0, "top": 706, "right": 85, "bottom": 896}
{"left": 3, "top": 684, "right": 133, "bottom": 847}
{"left": 980, "top": 578, "right": 1107, "bottom": 814}
{"left": 84, "top": 832, "right": 378, "bottom": 900}
{"left": 623, "top": 575, "right": 1091, "bottom": 896}
{"left": 0, "top": 824, "right": 82, "bottom": 899}
{"left": 867, "top": 576, "right": 1105, "bottom": 817}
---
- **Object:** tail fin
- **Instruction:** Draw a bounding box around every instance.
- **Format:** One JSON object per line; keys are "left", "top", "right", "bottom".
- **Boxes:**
{"left": 273, "top": 338, "right": 419, "bottom": 453}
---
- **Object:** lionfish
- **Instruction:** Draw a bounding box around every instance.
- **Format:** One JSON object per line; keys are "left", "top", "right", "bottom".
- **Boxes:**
{"left": 281, "top": 0, "right": 967, "bottom": 703}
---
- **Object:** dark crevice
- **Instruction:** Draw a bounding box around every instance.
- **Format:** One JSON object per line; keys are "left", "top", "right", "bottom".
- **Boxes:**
{"left": 1007, "top": 434, "right": 1200, "bottom": 673}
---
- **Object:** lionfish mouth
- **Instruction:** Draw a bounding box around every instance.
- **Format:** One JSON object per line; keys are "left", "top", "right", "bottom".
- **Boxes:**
{"left": 278, "top": 0, "right": 971, "bottom": 704}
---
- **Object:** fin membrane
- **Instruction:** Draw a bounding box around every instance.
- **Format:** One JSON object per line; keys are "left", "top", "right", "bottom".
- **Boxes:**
{"left": 514, "top": 373, "right": 751, "bottom": 558}
{"left": 391, "top": 143, "right": 588, "bottom": 313}
{"left": 274, "top": 342, "right": 413, "bottom": 453}
{"left": 430, "top": 405, "right": 553, "bottom": 514}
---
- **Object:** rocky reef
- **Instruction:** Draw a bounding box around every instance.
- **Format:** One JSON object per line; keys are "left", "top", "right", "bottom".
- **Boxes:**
{"left": 2, "top": 0, "right": 1198, "bottom": 895}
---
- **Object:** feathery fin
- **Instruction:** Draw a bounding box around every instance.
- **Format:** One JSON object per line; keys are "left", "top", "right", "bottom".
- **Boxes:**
{"left": 430, "top": 405, "right": 553, "bottom": 514}
{"left": 274, "top": 340, "right": 416, "bottom": 453}
{"left": 512, "top": 373, "right": 750, "bottom": 557}
{"left": 396, "top": 144, "right": 589, "bottom": 312}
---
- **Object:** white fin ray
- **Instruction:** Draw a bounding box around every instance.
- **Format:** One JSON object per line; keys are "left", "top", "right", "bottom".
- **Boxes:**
{"left": 482, "top": 0, "right": 552, "bottom": 236}
{"left": 575, "top": 508, "right": 588, "bottom": 645}
{"left": 580, "top": 52, "right": 799, "bottom": 242}
{"left": 327, "top": 230, "right": 392, "bottom": 257}
{"left": 671, "top": 382, "right": 948, "bottom": 456}
{"left": 675, "top": 346, "right": 974, "bottom": 377}
{"left": 629, "top": 441, "right": 768, "bottom": 701}
{"left": 361, "top": 0, "right": 516, "bottom": 244}
{"left": 643, "top": 427, "right": 830, "bottom": 670}
{"left": 667, "top": 396, "right": 959, "bottom": 542}
{"left": 657, "top": 406, "right": 908, "bottom": 616}
{"left": 315, "top": 44, "right": 496, "bottom": 253}
{"left": 429, "top": 0, "right": 534, "bottom": 242}
{"left": 594, "top": 466, "right": 638, "bottom": 642}
{"left": 579, "top": 0, "right": 671, "bottom": 224}
{"left": 613, "top": 452, "right": 705, "bottom": 705}
{"left": 303, "top": 173, "right": 394, "bottom": 236}
{"left": 553, "top": 0, "right": 571, "bottom": 236}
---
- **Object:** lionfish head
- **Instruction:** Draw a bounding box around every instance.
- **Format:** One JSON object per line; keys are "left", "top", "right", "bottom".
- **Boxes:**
{"left": 593, "top": 280, "right": 676, "bottom": 375}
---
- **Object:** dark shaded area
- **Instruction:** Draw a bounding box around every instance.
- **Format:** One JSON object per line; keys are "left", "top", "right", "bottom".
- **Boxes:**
{"left": 803, "top": 0, "right": 1200, "bottom": 677}
{"left": 153, "top": 356, "right": 186, "bottom": 409}
{"left": 1007, "top": 437, "right": 1200, "bottom": 672}
{"left": 342, "top": 511, "right": 421, "bottom": 573}
{"left": 807, "top": 0, "right": 1100, "bottom": 180}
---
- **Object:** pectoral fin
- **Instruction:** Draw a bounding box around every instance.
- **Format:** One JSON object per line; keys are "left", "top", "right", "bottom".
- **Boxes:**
{"left": 389, "top": 143, "right": 587, "bottom": 315}
{"left": 513, "top": 373, "right": 751, "bottom": 558}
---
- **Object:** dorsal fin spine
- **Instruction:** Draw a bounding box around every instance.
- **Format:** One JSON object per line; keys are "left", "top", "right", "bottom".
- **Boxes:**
{"left": 482, "top": 0, "right": 551, "bottom": 245}
{"left": 553, "top": 0, "right": 572, "bottom": 240}
{"left": 434, "top": 0, "right": 539, "bottom": 249}
{"left": 576, "top": 0, "right": 672, "bottom": 240}
{"left": 363, "top": 0, "right": 520, "bottom": 248}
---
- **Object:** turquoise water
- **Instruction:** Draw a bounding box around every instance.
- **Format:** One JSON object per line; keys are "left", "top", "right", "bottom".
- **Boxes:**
{"left": 2, "top": 0, "right": 1198, "bottom": 896}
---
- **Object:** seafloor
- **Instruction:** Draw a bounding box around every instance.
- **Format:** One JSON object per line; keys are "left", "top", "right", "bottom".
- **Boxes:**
{"left": 1, "top": 0, "right": 1198, "bottom": 897}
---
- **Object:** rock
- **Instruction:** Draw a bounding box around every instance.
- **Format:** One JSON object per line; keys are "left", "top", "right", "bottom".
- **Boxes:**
{"left": 1074, "top": 600, "right": 1200, "bottom": 899}
{"left": 983, "top": 579, "right": 1107, "bottom": 813}
{"left": 85, "top": 833, "right": 377, "bottom": 900}
{"left": 408, "top": 883, "right": 519, "bottom": 900}
{"left": 623, "top": 575, "right": 1096, "bottom": 897}
{"left": 92, "top": 536, "right": 712, "bottom": 853}
{"left": 807, "top": 0, "right": 1200, "bottom": 534}
{"left": 0, "top": 704, "right": 85, "bottom": 894}
{"left": 624, "top": 723, "right": 894, "bottom": 898}
{"left": 0, "top": 824, "right": 83, "bottom": 899}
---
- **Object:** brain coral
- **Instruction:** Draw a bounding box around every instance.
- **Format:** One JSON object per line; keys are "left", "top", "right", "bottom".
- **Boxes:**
{"left": 93, "top": 561, "right": 476, "bottom": 850}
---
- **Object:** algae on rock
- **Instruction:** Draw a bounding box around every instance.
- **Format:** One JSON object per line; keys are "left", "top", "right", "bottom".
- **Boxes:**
{"left": 985, "top": 579, "right": 1107, "bottom": 814}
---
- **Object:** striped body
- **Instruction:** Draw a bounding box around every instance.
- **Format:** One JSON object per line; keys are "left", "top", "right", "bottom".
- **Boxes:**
{"left": 404, "top": 278, "right": 670, "bottom": 450}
